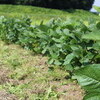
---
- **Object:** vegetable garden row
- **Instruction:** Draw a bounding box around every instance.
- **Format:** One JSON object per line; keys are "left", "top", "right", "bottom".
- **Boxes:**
{"left": 0, "top": 16, "right": 100, "bottom": 100}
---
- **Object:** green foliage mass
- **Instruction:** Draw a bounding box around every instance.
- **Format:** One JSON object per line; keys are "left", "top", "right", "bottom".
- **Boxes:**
{"left": 74, "top": 21, "right": 100, "bottom": 100}
{"left": 0, "top": 0, "right": 94, "bottom": 10}
{"left": 0, "top": 16, "right": 99, "bottom": 69}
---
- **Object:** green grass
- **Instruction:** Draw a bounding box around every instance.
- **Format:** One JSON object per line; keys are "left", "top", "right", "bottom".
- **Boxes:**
{"left": 0, "top": 41, "right": 83, "bottom": 99}
{"left": 0, "top": 4, "right": 99, "bottom": 24}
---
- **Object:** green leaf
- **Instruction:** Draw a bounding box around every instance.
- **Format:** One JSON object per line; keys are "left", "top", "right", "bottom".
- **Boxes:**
{"left": 74, "top": 64, "right": 100, "bottom": 100}
{"left": 48, "top": 58, "right": 54, "bottom": 65}
{"left": 63, "top": 53, "right": 75, "bottom": 65}
{"left": 64, "top": 64, "right": 74, "bottom": 71}
{"left": 63, "top": 29, "right": 69, "bottom": 35}
{"left": 52, "top": 38, "right": 62, "bottom": 43}
{"left": 82, "top": 30, "right": 100, "bottom": 41}
{"left": 96, "top": 22, "right": 100, "bottom": 29}
{"left": 84, "top": 93, "right": 100, "bottom": 100}
{"left": 54, "top": 60, "right": 62, "bottom": 66}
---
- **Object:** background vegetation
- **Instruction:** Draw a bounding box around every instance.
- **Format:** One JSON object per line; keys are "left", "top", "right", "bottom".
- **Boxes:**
{"left": 0, "top": 0, "right": 94, "bottom": 10}
{"left": 0, "top": 5, "right": 99, "bottom": 24}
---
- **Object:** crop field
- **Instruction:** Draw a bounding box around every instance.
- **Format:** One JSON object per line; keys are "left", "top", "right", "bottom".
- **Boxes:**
{"left": 0, "top": 4, "right": 100, "bottom": 100}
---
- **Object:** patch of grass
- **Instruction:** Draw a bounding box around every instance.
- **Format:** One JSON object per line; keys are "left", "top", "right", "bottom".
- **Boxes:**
{"left": 0, "top": 41, "right": 83, "bottom": 99}
{"left": 0, "top": 4, "right": 99, "bottom": 24}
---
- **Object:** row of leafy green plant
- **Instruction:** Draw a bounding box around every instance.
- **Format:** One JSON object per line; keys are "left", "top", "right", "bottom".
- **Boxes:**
{"left": 0, "top": 16, "right": 100, "bottom": 100}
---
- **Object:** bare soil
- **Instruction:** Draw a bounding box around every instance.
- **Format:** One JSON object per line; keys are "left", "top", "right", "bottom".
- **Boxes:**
{"left": 0, "top": 90, "right": 17, "bottom": 100}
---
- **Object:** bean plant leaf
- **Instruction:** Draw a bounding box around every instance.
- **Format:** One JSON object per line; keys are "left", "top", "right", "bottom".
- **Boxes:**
{"left": 82, "top": 29, "right": 100, "bottom": 41}
{"left": 73, "top": 64, "right": 100, "bottom": 100}
{"left": 63, "top": 53, "right": 75, "bottom": 65}
{"left": 84, "top": 93, "right": 100, "bottom": 100}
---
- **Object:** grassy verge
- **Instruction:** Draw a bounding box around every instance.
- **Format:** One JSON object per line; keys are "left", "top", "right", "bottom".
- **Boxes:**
{"left": 0, "top": 41, "right": 84, "bottom": 99}
{"left": 0, "top": 4, "right": 99, "bottom": 24}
